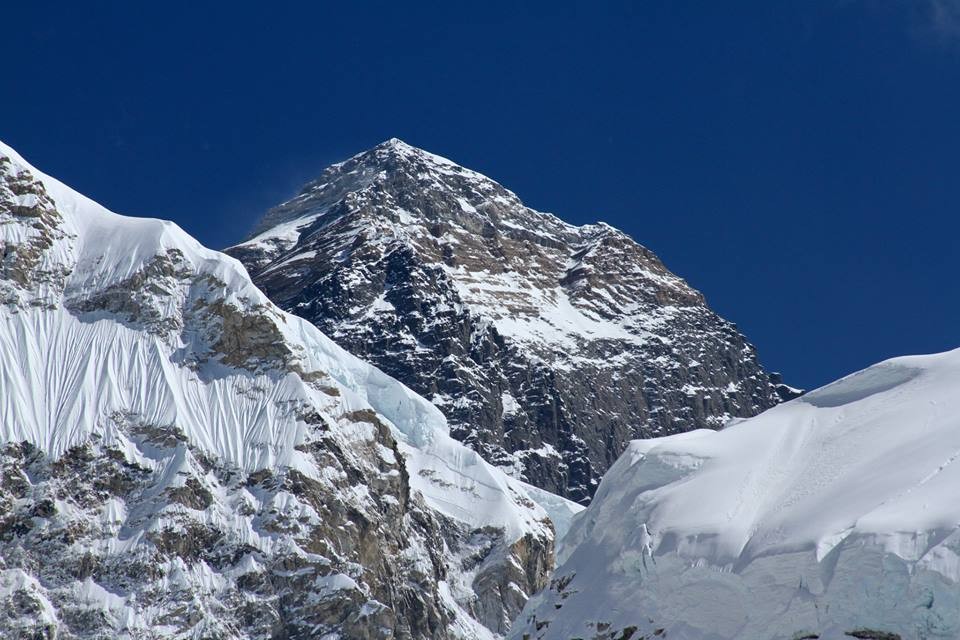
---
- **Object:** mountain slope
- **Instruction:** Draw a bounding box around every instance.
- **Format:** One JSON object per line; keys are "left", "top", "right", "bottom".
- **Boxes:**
{"left": 0, "top": 141, "right": 580, "bottom": 639}
{"left": 227, "top": 139, "right": 796, "bottom": 503}
{"left": 512, "top": 349, "right": 960, "bottom": 640}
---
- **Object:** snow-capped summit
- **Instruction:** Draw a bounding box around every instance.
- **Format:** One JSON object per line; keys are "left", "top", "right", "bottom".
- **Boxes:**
{"left": 512, "top": 348, "right": 960, "bottom": 640}
{"left": 228, "top": 140, "right": 797, "bottom": 503}
{"left": 0, "top": 140, "right": 580, "bottom": 639}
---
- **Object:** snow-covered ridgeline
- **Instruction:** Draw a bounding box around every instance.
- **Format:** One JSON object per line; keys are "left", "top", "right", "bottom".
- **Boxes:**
{"left": 0, "top": 139, "right": 575, "bottom": 538}
{"left": 513, "top": 350, "right": 960, "bottom": 640}
{"left": 0, "top": 140, "right": 581, "bottom": 639}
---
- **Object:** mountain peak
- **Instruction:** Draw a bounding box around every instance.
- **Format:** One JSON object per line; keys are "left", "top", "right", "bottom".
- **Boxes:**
{"left": 363, "top": 137, "right": 421, "bottom": 160}
{"left": 241, "top": 138, "right": 523, "bottom": 243}
{"left": 357, "top": 137, "right": 467, "bottom": 173}
{"left": 227, "top": 142, "right": 791, "bottom": 503}
{"left": 374, "top": 136, "right": 416, "bottom": 152}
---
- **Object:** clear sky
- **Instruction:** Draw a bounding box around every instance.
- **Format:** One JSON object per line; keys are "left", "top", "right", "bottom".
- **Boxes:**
{"left": 2, "top": 2, "right": 958, "bottom": 390}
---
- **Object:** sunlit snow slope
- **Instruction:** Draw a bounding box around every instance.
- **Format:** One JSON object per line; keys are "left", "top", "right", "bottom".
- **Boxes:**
{"left": 0, "top": 140, "right": 580, "bottom": 639}
{"left": 513, "top": 350, "right": 960, "bottom": 640}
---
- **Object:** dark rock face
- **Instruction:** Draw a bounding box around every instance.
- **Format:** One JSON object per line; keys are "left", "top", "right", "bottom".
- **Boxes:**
{"left": 228, "top": 139, "right": 798, "bottom": 504}
{"left": 0, "top": 155, "right": 72, "bottom": 309}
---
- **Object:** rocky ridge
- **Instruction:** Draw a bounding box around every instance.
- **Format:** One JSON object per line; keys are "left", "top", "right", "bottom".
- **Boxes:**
{"left": 228, "top": 139, "right": 798, "bottom": 503}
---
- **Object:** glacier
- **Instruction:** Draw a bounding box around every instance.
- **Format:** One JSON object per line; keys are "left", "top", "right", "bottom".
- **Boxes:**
{"left": 512, "top": 350, "right": 960, "bottom": 640}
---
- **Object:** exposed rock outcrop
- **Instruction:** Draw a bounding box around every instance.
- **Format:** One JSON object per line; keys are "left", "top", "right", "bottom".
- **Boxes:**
{"left": 229, "top": 139, "right": 799, "bottom": 503}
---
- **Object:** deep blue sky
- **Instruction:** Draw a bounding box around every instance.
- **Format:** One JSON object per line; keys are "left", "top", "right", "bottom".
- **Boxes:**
{"left": 2, "top": 2, "right": 959, "bottom": 389}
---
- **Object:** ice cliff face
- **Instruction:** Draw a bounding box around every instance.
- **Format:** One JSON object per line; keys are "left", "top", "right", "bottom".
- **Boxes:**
{"left": 512, "top": 349, "right": 960, "bottom": 640}
{"left": 227, "top": 139, "right": 796, "bottom": 504}
{"left": 0, "top": 141, "right": 580, "bottom": 639}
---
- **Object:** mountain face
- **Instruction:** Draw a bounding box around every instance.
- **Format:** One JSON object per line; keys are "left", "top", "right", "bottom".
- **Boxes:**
{"left": 512, "top": 350, "right": 960, "bottom": 640}
{"left": 227, "top": 139, "right": 796, "bottom": 504}
{"left": 0, "top": 141, "right": 581, "bottom": 639}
